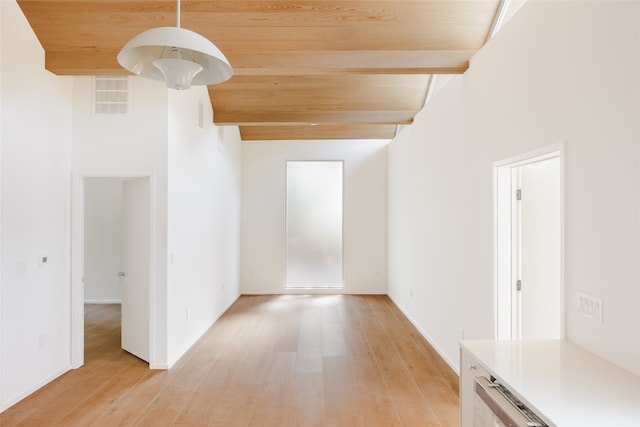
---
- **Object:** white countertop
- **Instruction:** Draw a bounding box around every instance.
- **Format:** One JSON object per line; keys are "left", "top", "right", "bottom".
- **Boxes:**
{"left": 460, "top": 340, "right": 640, "bottom": 427}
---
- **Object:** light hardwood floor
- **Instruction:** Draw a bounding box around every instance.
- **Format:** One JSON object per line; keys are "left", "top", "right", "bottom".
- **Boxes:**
{"left": 1, "top": 295, "right": 460, "bottom": 426}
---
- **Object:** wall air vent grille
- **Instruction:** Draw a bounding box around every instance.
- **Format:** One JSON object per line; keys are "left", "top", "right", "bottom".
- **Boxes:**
{"left": 93, "top": 76, "right": 129, "bottom": 116}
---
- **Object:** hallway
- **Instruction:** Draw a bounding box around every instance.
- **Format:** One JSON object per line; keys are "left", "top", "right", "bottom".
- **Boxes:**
{"left": 1, "top": 295, "right": 459, "bottom": 426}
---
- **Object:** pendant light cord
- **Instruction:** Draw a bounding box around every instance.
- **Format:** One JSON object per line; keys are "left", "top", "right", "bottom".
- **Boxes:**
{"left": 176, "top": 0, "right": 181, "bottom": 28}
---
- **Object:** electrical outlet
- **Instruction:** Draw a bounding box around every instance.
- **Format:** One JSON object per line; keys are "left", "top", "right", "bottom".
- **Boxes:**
{"left": 577, "top": 292, "right": 603, "bottom": 322}
{"left": 187, "top": 307, "right": 191, "bottom": 320}
{"left": 410, "top": 289, "right": 413, "bottom": 298}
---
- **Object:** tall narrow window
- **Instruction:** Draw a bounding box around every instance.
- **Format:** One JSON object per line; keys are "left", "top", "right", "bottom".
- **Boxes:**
{"left": 286, "top": 161, "right": 343, "bottom": 288}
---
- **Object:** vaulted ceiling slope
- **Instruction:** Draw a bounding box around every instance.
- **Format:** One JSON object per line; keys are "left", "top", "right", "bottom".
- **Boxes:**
{"left": 18, "top": 0, "right": 502, "bottom": 141}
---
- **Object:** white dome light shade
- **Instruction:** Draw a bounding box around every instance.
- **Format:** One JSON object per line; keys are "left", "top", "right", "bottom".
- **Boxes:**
{"left": 153, "top": 57, "right": 203, "bottom": 90}
{"left": 117, "top": 26, "right": 233, "bottom": 89}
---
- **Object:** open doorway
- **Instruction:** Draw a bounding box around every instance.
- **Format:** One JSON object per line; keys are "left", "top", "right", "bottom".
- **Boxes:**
{"left": 71, "top": 174, "right": 153, "bottom": 368}
{"left": 494, "top": 146, "right": 564, "bottom": 340}
{"left": 84, "top": 178, "right": 124, "bottom": 305}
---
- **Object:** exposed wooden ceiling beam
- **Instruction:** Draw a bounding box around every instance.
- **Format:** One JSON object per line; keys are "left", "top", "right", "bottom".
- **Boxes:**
{"left": 240, "top": 124, "right": 398, "bottom": 141}
{"left": 44, "top": 50, "right": 471, "bottom": 76}
{"left": 214, "top": 111, "right": 415, "bottom": 126}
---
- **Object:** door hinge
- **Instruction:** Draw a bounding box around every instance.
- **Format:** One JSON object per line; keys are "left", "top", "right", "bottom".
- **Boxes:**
{"left": 516, "top": 280, "right": 522, "bottom": 291}
{"left": 516, "top": 189, "right": 522, "bottom": 201}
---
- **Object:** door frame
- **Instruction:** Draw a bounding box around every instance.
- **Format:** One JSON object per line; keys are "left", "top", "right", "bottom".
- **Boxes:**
{"left": 493, "top": 143, "right": 565, "bottom": 340}
{"left": 70, "top": 171, "right": 156, "bottom": 368}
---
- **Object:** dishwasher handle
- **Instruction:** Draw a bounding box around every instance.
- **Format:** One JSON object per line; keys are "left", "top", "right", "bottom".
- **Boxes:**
{"left": 474, "top": 376, "right": 547, "bottom": 427}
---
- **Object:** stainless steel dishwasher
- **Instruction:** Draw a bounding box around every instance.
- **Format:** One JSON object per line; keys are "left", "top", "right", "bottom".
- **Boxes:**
{"left": 473, "top": 376, "right": 548, "bottom": 427}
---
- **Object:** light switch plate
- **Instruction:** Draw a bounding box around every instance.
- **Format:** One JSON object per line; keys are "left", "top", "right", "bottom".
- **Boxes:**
{"left": 577, "top": 291, "right": 603, "bottom": 322}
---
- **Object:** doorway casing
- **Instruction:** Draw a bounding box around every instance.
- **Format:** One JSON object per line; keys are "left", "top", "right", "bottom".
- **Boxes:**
{"left": 493, "top": 144, "right": 565, "bottom": 340}
{"left": 70, "top": 171, "right": 157, "bottom": 368}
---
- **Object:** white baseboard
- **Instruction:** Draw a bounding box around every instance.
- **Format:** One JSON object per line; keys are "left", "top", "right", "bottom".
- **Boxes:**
{"left": 1, "top": 365, "right": 70, "bottom": 412}
{"left": 149, "top": 362, "right": 170, "bottom": 370}
{"left": 387, "top": 294, "right": 460, "bottom": 376}
{"left": 84, "top": 300, "right": 121, "bottom": 304}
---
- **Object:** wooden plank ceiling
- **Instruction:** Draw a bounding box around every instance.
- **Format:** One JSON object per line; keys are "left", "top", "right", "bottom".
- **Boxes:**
{"left": 18, "top": 0, "right": 501, "bottom": 141}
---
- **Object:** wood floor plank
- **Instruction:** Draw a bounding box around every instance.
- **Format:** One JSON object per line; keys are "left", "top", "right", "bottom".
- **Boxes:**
{"left": 288, "top": 373, "right": 326, "bottom": 427}
{"left": 0, "top": 296, "right": 459, "bottom": 426}
{"left": 322, "top": 356, "right": 357, "bottom": 420}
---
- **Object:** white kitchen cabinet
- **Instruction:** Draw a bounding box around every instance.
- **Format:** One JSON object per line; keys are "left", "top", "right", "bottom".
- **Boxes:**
{"left": 460, "top": 347, "right": 490, "bottom": 427}
{"left": 459, "top": 340, "right": 640, "bottom": 427}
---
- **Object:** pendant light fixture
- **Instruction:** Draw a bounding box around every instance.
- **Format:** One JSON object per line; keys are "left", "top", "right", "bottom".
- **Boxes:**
{"left": 117, "top": 0, "right": 232, "bottom": 90}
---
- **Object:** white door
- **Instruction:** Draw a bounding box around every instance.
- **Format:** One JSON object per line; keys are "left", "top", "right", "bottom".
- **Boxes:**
{"left": 121, "top": 178, "right": 150, "bottom": 362}
{"left": 514, "top": 157, "right": 561, "bottom": 339}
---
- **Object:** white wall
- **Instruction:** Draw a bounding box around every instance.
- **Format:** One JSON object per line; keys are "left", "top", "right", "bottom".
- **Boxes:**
{"left": 388, "top": 0, "right": 640, "bottom": 375}
{"left": 72, "top": 75, "right": 170, "bottom": 367}
{"left": 0, "top": 0, "right": 73, "bottom": 410}
{"left": 166, "top": 90, "right": 242, "bottom": 366}
{"left": 241, "top": 140, "right": 389, "bottom": 294}
{"left": 84, "top": 178, "right": 123, "bottom": 303}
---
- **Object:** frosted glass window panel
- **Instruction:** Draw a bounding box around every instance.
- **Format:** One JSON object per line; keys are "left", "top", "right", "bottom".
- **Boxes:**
{"left": 286, "top": 161, "right": 343, "bottom": 288}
